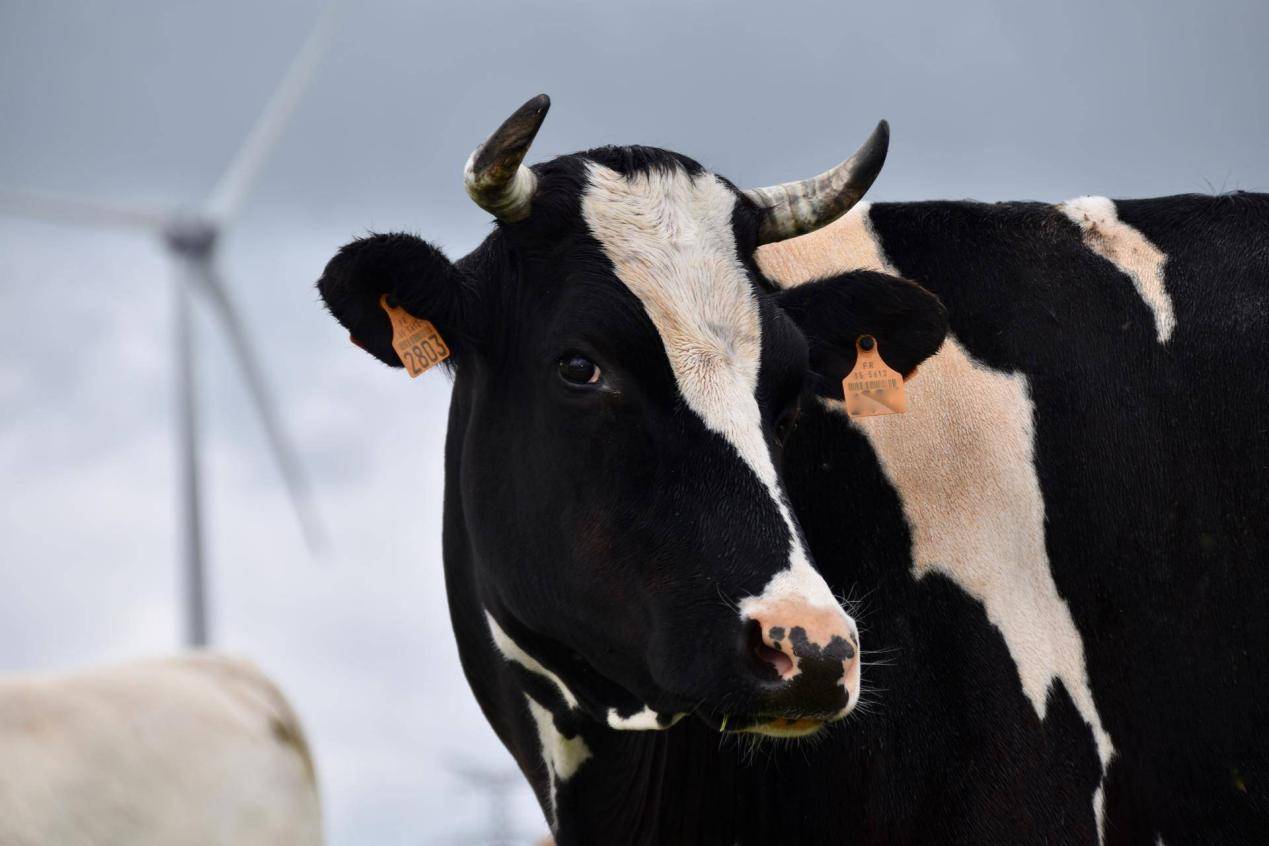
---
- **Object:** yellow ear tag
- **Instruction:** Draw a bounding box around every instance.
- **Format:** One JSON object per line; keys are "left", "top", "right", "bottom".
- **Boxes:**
{"left": 379, "top": 294, "right": 451, "bottom": 378}
{"left": 843, "top": 335, "right": 907, "bottom": 417}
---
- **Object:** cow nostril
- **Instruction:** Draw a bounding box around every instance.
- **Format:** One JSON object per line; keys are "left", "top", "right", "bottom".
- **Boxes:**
{"left": 755, "top": 642, "right": 793, "bottom": 677}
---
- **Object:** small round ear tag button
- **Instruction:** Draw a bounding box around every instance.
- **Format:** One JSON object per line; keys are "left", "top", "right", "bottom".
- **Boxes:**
{"left": 843, "top": 335, "right": 907, "bottom": 417}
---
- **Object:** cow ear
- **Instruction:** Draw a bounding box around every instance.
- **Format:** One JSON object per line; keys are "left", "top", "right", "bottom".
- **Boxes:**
{"left": 316, "top": 233, "right": 477, "bottom": 368}
{"left": 776, "top": 271, "right": 948, "bottom": 400}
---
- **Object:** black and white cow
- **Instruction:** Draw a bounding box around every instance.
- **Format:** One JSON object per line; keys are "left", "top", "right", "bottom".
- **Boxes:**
{"left": 317, "top": 95, "right": 1268, "bottom": 844}
{"left": 757, "top": 194, "right": 1269, "bottom": 845}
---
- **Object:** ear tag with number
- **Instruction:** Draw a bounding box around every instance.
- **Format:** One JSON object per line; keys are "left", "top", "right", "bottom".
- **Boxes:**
{"left": 843, "top": 335, "right": 907, "bottom": 417}
{"left": 379, "top": 294, "right": 451, "bottom": 378}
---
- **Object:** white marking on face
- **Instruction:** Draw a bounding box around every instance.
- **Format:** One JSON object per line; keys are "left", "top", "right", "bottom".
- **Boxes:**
{"left": 525, "top": 694, "right": 590, "bottom": 828}
{"left": 582, "top": 163, "right": 844, "bottom": 622}
{"left": 486, "top": 611, "right": 579, "bottom": 710}
{"left": 605, "top": 706, "right": 685, "bottom": 731}
{"left": 757, "top": 204, "right": 1116, "bottom": 830}
{"left": 1059, "top": 195, "right": 1174, "bottom": 344}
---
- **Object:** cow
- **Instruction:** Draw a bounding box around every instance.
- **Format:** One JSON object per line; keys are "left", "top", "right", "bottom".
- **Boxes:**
{"left": 0, "top": 653, "right": 323, "bottom": 845}
{"left": 756, "top": 193, "right": 1269, "bottom": 845}
{"left": 317, "top": 93, "right": 898, "bottom": 841}
{"left": 316, "top": 94, "right": 1268, "bottom": 844}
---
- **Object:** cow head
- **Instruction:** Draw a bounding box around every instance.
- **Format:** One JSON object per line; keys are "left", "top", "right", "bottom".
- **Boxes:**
{"left": 317, "top": 95, "right": 939, "bottom": 739}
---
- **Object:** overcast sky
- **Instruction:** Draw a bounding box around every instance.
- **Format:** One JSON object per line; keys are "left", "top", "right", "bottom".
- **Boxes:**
{"left": 1, "top": 1, "right": 1265, "bottom": 843}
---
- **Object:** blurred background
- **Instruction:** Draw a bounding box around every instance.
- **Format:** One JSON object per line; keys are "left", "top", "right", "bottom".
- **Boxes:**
{"left": 0, "top": 0, "right": 1264, "bottom": 842}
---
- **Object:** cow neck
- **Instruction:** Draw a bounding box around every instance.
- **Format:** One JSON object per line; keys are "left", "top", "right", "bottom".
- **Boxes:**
{"left": 554, "top": 721, "right": 752, "bottom": 845}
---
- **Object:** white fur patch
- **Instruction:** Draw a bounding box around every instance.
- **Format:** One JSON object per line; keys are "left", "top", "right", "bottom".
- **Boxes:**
{"left": 605, "top": 706, "right": 685, "bottom": 731}
{"left": 0, "top": 654, "right": 321, "bottom": 845}
{"left": 755, "top": 202, "right": 891, "bottom": 284}
{"left": 1059, "top": 195, "right": 1174, "bottom": 344}
{"left": 525, "top": 694, "right": 591, "bottom": 828}
{"left": 486, "top": 611, "right": 579, "bottom": 709}
{"left": 582, "top": 163, "right": 842, "bottom": 619}
{"left": 842, "top": 342, "right": 1114, "bottom": 771}
{"left": 756, "top": 204, "right": 1115, "bottom": 834}
{"left": 1095, "top": 784, "right": 1107, "bottom": 846}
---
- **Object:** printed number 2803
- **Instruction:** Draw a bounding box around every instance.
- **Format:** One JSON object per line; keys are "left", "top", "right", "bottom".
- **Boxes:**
{"left": 401, "top": 333, "right": 449, "bottom": 376}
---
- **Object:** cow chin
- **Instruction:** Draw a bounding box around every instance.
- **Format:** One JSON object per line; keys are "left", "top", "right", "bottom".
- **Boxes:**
{"left": 746, "top": 717, "right": 830, "bottom": 739}
{"left": 697, "top": 699, "right": 858, "bottom": 741}
{"left": 742, "top": 695, "right": 861, "bottom": 740}
{"left": 682, "top": 710, "right": 833, "bottom": 742}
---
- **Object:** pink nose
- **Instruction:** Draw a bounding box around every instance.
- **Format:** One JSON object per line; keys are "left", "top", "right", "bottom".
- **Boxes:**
{"left": 748, "top": 600, "right": 860, "bottom": 706}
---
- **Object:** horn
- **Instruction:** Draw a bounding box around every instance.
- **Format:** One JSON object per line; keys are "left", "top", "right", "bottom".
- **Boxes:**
{"left": 463, "top": 94, "right": 551, "bottom": 222}
{"left": 744, "top": 120, "right": 890, "bottom": 244}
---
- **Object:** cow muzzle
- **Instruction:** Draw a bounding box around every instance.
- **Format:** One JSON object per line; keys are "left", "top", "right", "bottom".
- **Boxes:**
{"left": 740, "top": 599, "right": 861, "bottom": 737}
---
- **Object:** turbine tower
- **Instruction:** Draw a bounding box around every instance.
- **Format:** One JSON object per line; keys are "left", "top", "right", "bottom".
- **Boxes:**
{"left": 0, "top": 3, "right": 337, "bottom": 647}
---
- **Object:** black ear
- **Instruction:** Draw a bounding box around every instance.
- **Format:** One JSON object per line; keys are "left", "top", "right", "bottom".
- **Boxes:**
{"left": 316, "top": 233, "right": 476, "bottom": 368}
{"left": 776, "top": 271, "right": 948, "bottom": 400}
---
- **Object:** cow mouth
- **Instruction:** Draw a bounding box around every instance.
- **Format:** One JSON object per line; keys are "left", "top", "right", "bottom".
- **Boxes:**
{"left": 745, "top": 716, "right": 828, "bottom": 738}
{"left": 693, "top": 709, "right": 840, "bottom": 739}
{"left": 527, "top": 627, "right": 854, "bottom": 739}
{"left": 569, "top": 653, "right": 854, "bottom": 739}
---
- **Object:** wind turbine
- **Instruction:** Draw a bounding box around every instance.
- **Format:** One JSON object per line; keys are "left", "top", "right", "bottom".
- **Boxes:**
{"left": 0, "top": 3, "right": 337, "bottom": 648}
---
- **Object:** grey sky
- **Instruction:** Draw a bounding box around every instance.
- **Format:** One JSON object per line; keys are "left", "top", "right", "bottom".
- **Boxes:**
{"left": 1, "top": 1, "right": 1265, "bottom": 843}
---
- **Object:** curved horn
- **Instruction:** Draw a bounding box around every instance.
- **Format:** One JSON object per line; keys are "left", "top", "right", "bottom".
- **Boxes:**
{"left": 463, "top": 94, "right": 551, "bottom": 222}
{"left": 744, "top": 120, "right": 890, "bottom": 244}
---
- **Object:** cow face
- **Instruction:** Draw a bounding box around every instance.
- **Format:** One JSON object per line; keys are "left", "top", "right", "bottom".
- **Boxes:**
{"left": 317, "top": 96, "right": 922, "bottom": 739}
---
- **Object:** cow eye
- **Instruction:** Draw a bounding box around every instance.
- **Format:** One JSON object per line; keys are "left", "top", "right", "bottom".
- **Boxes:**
{"left": 774, "top": 403, "right": 800, "bottom": 445}
{"left": 558, "top": 354, "right": 603, "bottom": 387}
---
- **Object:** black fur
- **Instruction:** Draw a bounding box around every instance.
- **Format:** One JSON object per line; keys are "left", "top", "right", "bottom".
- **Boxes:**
{"left": 316, "top": 233, "right": 476, "bottom": 367}
{"left": 777, "top": 270, "right": 949, "bottom": 397}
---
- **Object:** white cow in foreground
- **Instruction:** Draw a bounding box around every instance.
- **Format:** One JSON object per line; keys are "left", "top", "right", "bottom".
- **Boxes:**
{"left": 0, "top": 652, "right": 322, "bottom": 845}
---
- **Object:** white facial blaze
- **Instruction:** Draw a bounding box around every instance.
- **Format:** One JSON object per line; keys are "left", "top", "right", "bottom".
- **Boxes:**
{"left": 1059, "top": 195, "right": 1175, "bottom": 344}
{"left": 757, "top": 204, "right": 1115, "bottom": 838}
{"left": 582, "top": 163, "right": 841, "bottom": 617}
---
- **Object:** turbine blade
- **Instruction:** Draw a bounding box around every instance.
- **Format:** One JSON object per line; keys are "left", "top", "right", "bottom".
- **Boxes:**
{"left": 204, "top": 1, "right": 339, "bottom": 223}
{"left": 189, "top": 258, "right": 326, "bottom": 556}
{"left": 0, "top": 190, "right": 167, "bottom": 231}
